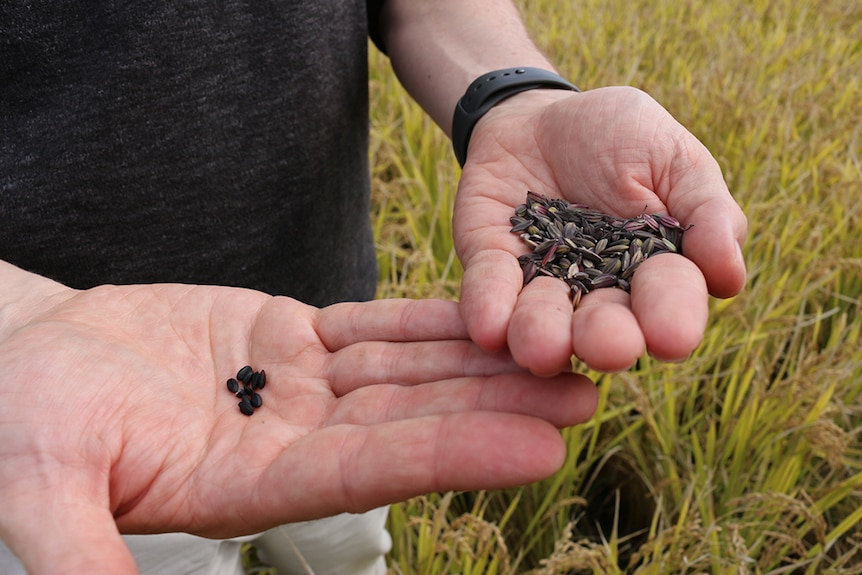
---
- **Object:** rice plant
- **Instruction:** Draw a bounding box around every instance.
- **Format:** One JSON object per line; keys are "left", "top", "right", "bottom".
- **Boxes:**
{"left": 370, "top": 0, "right": 862, "bottom": 573}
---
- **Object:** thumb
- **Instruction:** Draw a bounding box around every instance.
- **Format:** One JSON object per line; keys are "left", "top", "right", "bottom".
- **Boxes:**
{"left": 1, "top": 478, "right": 138, "bottom": 574}
{"left": 663, "top": 137, "right": 748, "bottom": 299}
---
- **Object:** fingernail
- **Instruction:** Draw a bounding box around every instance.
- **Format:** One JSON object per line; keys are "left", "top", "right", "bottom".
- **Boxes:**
{"left": 735, "top": 241, "right": 745, "bottom": 265}
{"left": 735, "top": 241, "right": 748, "bottom": 285}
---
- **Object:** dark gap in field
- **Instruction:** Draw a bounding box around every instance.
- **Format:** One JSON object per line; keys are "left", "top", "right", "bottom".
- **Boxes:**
{"left": 570, "top": 452, "right": 655, "bottom": 573}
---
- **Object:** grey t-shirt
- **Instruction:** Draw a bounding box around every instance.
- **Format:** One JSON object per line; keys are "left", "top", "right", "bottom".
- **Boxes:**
{"left": 0, "top": 1, "right": 387, "bottom": 571}
{"left": 1, "top": 0, "right": 379, "bottom": 306}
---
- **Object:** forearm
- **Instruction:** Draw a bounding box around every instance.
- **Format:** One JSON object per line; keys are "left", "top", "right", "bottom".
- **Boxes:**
{"left": 379, "top": 0, "right": 557, "bottom": 136}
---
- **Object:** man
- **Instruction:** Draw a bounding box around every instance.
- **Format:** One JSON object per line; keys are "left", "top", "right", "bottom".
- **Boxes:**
{"left": 0, "top": 0, "right": 746, "bottom": 573}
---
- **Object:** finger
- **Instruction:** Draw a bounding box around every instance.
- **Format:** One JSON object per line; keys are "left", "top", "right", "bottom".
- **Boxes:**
{"left": 630, "top": 253, "right": 709, "bottom": 361}
{"left": 250, "top": 413, "right": 569, "bottom": 529}
{"left": 571, "top": 288, "right": 645, "bottom": 371}
{"left": 506, "top": 276, "right": 574, "bottom": 376}
{"left": 459, "top": 248, "right": 523, "bottom": 351}
{"left": 0, "top": 482, "right": 137, "bottom": 575}
{"left": 327, "top": 340, "right": 521, "bottom": 396}
{"left": 679, "top": 198, "right": 747, "bottom": 298}
{"left": 326, "top": 372, "right": 598, "bottom": 429}
{"left": 663, "top": 137, "right": 748, "bottom": 298}
{"left": 315, "top": 298, "right": 470, "bottom": 351}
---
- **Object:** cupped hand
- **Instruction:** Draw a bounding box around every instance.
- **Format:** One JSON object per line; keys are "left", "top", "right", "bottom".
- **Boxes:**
{"left": 0, "top": 264, "right": 597, "bottom": 575}
{"left": 455, "top": 86, "right": 747, "bottom": 374}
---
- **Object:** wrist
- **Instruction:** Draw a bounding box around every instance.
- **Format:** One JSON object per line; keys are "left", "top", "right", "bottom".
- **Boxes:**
{"left": 451, "top": 67, "right": 580, "bottom": 167}
{"left": 0, "top": 261, "right": 73, "bottom": 340}
{"left": 480, "top": 86, "right": 575, "bottom": 118}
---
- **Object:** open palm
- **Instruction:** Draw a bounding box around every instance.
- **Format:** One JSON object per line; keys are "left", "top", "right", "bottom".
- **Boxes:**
{"left": 0, "top": 266, "right": 597, "bottom": 574}
{"left": 454, "top": 86, "right": 748, "bottom": 374}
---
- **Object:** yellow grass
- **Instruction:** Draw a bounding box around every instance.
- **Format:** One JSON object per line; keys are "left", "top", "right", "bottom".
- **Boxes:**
{"left": 368, "top": 0, "right": 862, "bottom": 573}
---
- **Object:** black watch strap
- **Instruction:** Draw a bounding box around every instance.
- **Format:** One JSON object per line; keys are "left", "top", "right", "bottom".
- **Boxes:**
{"left": 452, "top": 67, "right": 580, "bottom": 167}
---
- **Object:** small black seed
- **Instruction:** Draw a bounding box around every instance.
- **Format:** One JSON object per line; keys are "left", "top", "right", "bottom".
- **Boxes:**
{"left": 236, "top": 365, "right": 254, "bottom": 383}
{"left": 250, "top": 392, "right": 262, "bottom": 408}
{"left": 249, "top": 371, "right": 261, "bottom": 389}
{"left": 238, "top": 400, "right": 254, "bottom": 416}
{"left": 256, "top": 370, "right": 266, "bottom": 390}
{"left": 226, "top": 378, "right": 239, "bottom": 394}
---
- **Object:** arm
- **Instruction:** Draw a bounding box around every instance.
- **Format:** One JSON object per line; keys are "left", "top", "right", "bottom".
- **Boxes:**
{"left": 377, "top": 0, "right": 748, "bottom": 374}
{"left": 379, "top": 0, "right": 556, "bottom": 135}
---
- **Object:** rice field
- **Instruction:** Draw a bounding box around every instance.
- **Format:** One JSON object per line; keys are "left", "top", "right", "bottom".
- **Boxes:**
{"left": 368, "top": 0, "right": 862, "bottom": 573}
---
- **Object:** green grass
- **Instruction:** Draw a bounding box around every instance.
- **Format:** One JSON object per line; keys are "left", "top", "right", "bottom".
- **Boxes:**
{"left": 368, "top": 0, "right": 862, "bottom": 573}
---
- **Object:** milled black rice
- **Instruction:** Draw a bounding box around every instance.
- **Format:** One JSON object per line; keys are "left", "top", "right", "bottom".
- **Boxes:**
{"left": 236, "top": 365, "right": 254, "bottom": 384}
{"left": 238, "top": 399, "right": 254, "bottom": 416}
{"left": 254, "top": 370, "right": 266, "bottom": 390}
{"left": 226, "top": 378, "right": 239, "bottom": 394}
{"left": 228, "top": 366, "right": 268, "bottom": 416}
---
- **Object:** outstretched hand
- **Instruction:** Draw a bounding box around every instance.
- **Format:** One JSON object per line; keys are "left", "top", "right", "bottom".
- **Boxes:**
{"left": 0, "top": 264, "right": 597, "bottom": 575}
{"left": 455, "top": 86, "right": 747, "bottom": 374}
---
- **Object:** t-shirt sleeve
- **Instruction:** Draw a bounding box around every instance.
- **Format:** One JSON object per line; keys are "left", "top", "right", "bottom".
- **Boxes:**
{"left": 367, "top": 0, "right": 387, "bottom": 53}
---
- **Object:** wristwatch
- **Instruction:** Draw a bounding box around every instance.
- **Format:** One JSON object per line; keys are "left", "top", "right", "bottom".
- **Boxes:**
{"left": 452, "top": 67, "right": 581, "bottom": 167}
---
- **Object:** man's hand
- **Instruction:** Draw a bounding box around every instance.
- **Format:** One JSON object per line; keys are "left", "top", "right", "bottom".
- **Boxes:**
{"left": 0, "top": 264, "right": 597, "bottom": 575}
{"left": 455, "top": 86, "right": 748, "bottom": 374}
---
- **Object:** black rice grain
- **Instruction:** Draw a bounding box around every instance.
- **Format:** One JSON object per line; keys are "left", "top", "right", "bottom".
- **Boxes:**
{"left": 250, "top": 392, "right": 263, "bottom": 408}
{"left": 229, "top": 365, "right": 269, "bottom": 416}
{"left": 238, "top": 399, "right": 254, "bottom": 416}
{"left": 226, "top": 378, "right": 239, "bottom": 394}
{"left": 236, "top": 365, "right": 254, "bottom": 384}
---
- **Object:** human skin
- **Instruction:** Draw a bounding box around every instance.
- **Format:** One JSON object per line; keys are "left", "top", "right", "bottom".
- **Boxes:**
{"left": 380, "top": 0, "right": 747, "bottom": 373}
{"left": 0, "top": 261, "right": 599, "bottom": 575}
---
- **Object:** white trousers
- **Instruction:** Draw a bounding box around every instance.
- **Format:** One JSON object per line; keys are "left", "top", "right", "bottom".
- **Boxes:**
{"left": 0, "top": 506, "right": 391, "bottom": 575}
